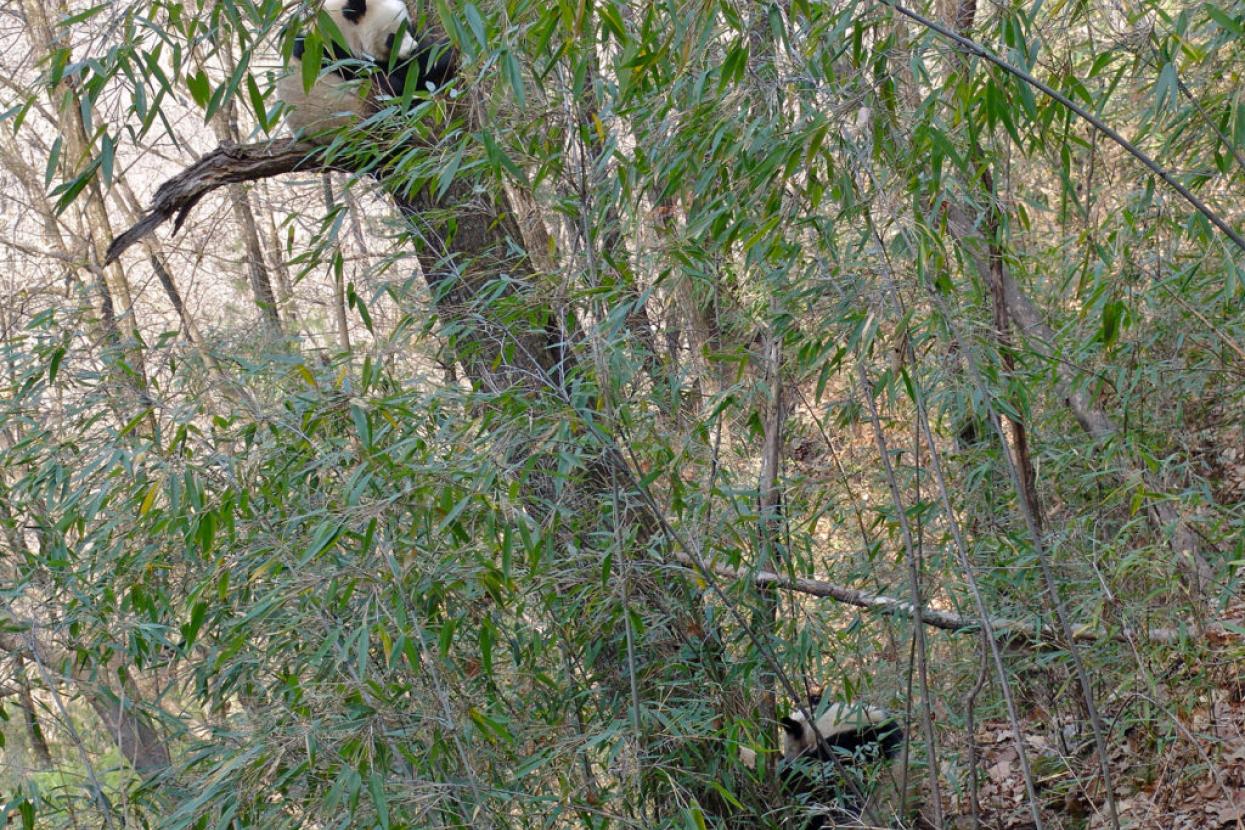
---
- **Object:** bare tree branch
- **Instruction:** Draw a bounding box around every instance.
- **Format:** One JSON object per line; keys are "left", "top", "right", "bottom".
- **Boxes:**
{"left": 671, "top": 554, "right": 1239, "bottom": 647}
{"left": 105, "top": 141, "right": 335, "bottom": 265}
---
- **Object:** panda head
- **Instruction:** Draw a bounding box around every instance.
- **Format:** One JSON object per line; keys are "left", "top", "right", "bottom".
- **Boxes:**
{"left": 323, "top": 0, "right": 418, "bottom": 61}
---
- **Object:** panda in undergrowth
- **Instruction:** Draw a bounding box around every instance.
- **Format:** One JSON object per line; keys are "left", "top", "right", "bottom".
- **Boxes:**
{"left": 276, "top": 0, "right": 456, "bottom": 142}
{"left": 741, "top": 693, "right": 906, "bottom": 828}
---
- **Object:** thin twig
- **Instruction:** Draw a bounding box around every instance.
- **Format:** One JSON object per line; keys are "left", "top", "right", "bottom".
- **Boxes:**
{"left": 854, "top": 361, "right": 945, "bottom": 826}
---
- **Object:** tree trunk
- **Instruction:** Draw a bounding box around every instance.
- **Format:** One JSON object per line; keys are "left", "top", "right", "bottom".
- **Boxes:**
{"left": 209, "top": 43, "right": 283, "bottom": 336}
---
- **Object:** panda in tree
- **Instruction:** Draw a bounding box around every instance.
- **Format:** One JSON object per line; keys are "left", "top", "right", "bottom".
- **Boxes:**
{"left": 276, "top": 0, "right": 455, "bottom": 142}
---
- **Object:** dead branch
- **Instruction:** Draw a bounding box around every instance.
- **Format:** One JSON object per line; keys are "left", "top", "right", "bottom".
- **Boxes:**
{"left": 105, "top": 140, "right": 332, "bottom": 265}
{"left": 672, "top": 553, "right": 1236, "bottom": 647}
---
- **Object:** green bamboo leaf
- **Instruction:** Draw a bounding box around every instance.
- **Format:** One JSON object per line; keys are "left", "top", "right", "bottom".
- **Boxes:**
{"left": 300, "top": 34, "right": 323, "bottom": 95}
{"left": 246, "top": 74, "right": 270, "bottom": 132}
{"left": 1203, "top": 3, "right": 1245, "bottom": 35}
{"left": 186, "top": 69, "right": 211, "bottom": 108}
{"left": 301, "top": 521, "right": 343, "bottom": 563}
{"left": 346, "top": 282, "right": 373, "bottom": 332}
{"left": 435, "top": 142, "right": 464, "bottom": 199}
{"left": 181, "top": 601, "right": 208, "bottom": 650}
{"left": 99, "top": 132, "right": 114, "bottom": 186}
{"left": 464, "top": 3, "right": 487, "bottom": 49}
{"left": 502, "top": 48, "right": 525, "bottom": 107}
{"left": 368, "top": 772, "right": 390, "bottom": 830}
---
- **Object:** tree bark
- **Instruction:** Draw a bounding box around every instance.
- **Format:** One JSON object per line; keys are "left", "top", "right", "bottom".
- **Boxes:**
{"left": 0, "top": 631, "right": 171, "bottom": 775}
{"left": 210, "top": 41, "right": 283, "bottom": 336}
{"left": 86, "top": 688, "right": 172, "bottom": 775}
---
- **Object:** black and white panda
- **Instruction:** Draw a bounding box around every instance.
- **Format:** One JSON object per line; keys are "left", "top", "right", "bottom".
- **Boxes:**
{"left": 780, "top": 697, "right": 905, "bottom": 827}
{"left": 276, "top": 0, "right": 455, "bottom": 142}
{"left": 741, "top": 695, "right": 905, "bottom": 828}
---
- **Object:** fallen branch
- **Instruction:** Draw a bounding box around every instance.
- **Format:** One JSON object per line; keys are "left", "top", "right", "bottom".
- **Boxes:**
{"left": 105, "top": 140, "right": 330, "bottom": 265}
{"left": 672, "top": 553, "right": 1237, "bottom": 647}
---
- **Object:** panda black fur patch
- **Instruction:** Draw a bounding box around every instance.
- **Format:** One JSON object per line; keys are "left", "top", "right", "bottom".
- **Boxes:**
{"left": 341, "top": 0, "right": 367, "bottom": 24}
{"left": 380, "top": 39, "right": 456, "bottom": 96}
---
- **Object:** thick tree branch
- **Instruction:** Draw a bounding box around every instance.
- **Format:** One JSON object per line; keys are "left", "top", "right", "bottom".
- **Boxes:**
{"left": 105, "top": 140, "right": 334, "bottom": 265}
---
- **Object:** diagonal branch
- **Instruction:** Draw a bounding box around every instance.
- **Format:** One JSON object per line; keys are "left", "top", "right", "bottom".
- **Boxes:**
{"left": 671, "top": 554, "right": 1240, "bottom": 647}
{"left": 880, "top": 0, "right": 1245, "bottom": 254}
{"left": 105, "top": 140, "right": 334, "bottom": 265}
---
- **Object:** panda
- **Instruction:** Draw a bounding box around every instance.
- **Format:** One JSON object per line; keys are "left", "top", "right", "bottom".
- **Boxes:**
{"left": 276, "top": 0, "right": 456, "bottom": 142}
{"left": 779, "top": 696, "right": 906, "bottom": 828}
{"left": 741, "top": 695, "right": 905, "bottom": 828}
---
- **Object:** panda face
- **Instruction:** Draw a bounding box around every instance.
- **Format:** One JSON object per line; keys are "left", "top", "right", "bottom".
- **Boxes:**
{"left": 323, "top": 0, "right": 416, "bottom": 60}
{"left": 278, "top": 0, "right": 455, "bottom": 141}
{"left": 781, "top": 710, "right": 820, "bottom": 759}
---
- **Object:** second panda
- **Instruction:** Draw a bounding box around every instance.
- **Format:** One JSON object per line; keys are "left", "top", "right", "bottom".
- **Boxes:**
{"left": 780, "top": 698, "right": 905, "bottom": 826}
{"left": 741, "top": 695, "right": 905, "bottom": 828}
{"left": 276, "top": 0, "right": 455, "bottom": 142}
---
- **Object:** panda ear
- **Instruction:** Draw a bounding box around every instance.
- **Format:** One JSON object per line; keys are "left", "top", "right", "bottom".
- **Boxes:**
{"left": 341, "top": 0, "right": 367, "bottom": 23}
{"left": 779, "top": 716, "right": 803, "bottom": 739}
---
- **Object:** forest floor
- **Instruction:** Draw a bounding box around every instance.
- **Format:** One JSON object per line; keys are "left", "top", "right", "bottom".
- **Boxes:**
{"left": 953, "top": 600, "right": 1245, "bottom": 829}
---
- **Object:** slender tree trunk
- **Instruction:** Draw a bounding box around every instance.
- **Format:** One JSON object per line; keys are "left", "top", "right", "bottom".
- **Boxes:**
{"left": 262, "top": 198, "right": 299, "bottom": 323}
{"left": 230, "top": 183, "right": 283, "bottom": 335}
{"left": 755, "top": 307, "right": 784, "bottom": 732}
{"left": 322, "top": 174, "right": 353, "bottom": 354}
{"left": 208, "top": 43, "right": 282, "bottom": 336}
{"left": 979, "top": 167, "right": 1044, "bottom": 531}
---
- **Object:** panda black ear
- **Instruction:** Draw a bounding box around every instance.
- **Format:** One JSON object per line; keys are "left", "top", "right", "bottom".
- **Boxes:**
{"left": 779, "top": 716, "right": 803, "bottom": 738}
{"left": 342, "top": 0, "right": 367, "bottom": 23}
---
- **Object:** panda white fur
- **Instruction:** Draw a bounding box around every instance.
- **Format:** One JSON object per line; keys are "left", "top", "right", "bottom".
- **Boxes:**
{"left": 741, "top": 696, "right": 904, "bottom": 828}
{"left": 276, "top": 0, "right": 455, "bottom": 142}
